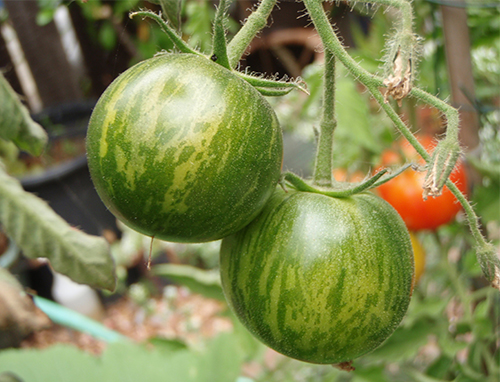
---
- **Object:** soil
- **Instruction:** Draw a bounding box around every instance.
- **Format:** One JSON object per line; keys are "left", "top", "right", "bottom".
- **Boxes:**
{"left": 20, "top": 286, "right": 233, "bottom": 356}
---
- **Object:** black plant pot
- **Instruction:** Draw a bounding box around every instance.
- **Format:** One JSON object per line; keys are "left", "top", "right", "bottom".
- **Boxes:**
{"left": 20, "top": 101, "right": 119, "bottom": 238}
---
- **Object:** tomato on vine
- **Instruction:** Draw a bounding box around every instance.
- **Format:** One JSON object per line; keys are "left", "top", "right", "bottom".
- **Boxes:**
{"left": 86, "top": 53, "right": 283, "bottom": 243}
{"left": 376, "top": 134, "right": 468, "bottom": 231}
{"left": 220, "top": 187, "right": 414, "bottom": 365}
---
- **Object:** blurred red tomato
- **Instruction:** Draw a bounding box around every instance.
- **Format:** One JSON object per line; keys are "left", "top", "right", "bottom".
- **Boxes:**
{"left": 376, "top": 135, "right": 468, "bottom": 231}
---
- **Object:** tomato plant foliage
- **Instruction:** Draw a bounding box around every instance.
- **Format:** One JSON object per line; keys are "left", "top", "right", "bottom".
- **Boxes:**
{"left": 220, "top": 188, "right": 415, "bottom": 365}
{"left": 86, "top": 53, "right": 283, "bottom": 243}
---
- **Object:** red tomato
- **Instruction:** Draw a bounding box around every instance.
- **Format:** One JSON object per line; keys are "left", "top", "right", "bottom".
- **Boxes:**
{"left": 376, "top": 135, "right": 468, "bottom": 231}
{"left": 332, "top": 168, "right": 365, "bottom": 183}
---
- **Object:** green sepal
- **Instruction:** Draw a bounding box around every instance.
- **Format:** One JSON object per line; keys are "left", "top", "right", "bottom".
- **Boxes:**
{"left": 475, "top": 242, "right": 500, "bottom": 289}
{"left": 422, "top": 138, "right": 461, "bottom": 199}
{"left": 283, "top": 169, "right": 392, "bottom": 198}
{"left": 237, "top": 71, "right": 309, "bottom": 95}
{"left": 210, "top": 0, "right": 231, "bottom": 69}
{"left": 255, "top": 86, "right": 294, "bottom": 97}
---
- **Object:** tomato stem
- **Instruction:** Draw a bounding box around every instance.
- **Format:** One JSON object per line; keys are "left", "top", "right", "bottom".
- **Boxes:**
{"left": 226, "top": 0, "right": 277, "bottom": 69}
{"left": 446, "top": 180, "right": 500, "bottom": 290}
{"left": 285, "top": 169, "right": 388, "bottom": 198}
{"left": 304, "top": 0, "right": 497, "bottom": 288}
{"left": 211, "top": 0, "right": 231, "bottom": 69}
{"left": 313, "top": 49, "right": 336, "bottom": 187}
{"left": 235, "top": 72, "right": 309, "bottom": 95}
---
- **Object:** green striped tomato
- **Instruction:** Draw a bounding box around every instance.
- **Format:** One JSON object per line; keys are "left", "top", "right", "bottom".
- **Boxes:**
{"left": 86, "top": 53, "right": 282, "bottom": 243}
{"left": 220, "top": 188, "right": 414, "bottom": 364}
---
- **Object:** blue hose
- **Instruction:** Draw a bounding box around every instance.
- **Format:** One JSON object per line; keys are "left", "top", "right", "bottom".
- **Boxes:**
{"left": 32, "top": 295, "right": 129, "bottom": 343}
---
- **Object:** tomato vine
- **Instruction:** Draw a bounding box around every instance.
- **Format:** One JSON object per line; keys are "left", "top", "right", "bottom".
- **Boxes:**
{"left": 135, "top": 0, "right": 498, "bottom": 291}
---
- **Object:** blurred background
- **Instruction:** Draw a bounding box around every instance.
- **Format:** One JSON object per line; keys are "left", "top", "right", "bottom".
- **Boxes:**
{"left": 0, "top": 1, "right": 498, "bottom": 381}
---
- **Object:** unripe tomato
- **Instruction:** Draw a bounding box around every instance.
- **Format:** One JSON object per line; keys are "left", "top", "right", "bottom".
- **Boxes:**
{"left": 376, "top": 135, "right": 468, "bottom": 231}
{"left": 86, "top": 53, "right": 283, "bottom": 243}
{"left": 220, "top": 188, "right": 414, "bottom": 364}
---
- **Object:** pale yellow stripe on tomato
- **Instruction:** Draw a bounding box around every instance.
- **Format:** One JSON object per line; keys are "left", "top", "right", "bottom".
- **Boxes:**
{"left": 99, "top": 107, "right": 116, "bottom": 159}
{"left": 99, "top": 78, "right": 130, "bottom": 158}
{"left": 162, "top": 99, "right": 225, "bottom": 209}
{"left": 114, "top": 145, "right": 146, "bottom": 190}
{"left": 266, "top": 270, "right": 283, "bottom": 338}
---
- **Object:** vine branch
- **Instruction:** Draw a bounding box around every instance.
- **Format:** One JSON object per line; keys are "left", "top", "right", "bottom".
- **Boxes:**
{"left": 303, "top": 0, "right": 498, "bottom": 289}
{"left": 227, "top": 0, "right": 278, "bottom": 68}
{"left": 313, "top": 49, "right": 336, "bottom": 187}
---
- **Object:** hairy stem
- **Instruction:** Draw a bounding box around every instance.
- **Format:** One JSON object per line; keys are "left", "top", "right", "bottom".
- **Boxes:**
{"left": 313, "top": 49, "right": 336, "bottom": 187}
{"left": 211, "top": 0, "right": 231, "bottom": 69}
{"left": 304, "top": 0, "right": 496, "bottom": 287}
{"left": 227, "top": 0, "right": 277, "bottom": 68}
{"left": 303, "top": 0, "right": 424, "bottom": 156}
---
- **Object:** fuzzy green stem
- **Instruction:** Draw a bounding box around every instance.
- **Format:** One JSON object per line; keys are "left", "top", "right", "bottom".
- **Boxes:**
{"left": 446, "top": 178, "right": 500, "bottom": 288}
{"left": 227, "top": 0, "right": 277, "bottom": 68}
{"left": 303, "top": 0, "right": 427, "bottom": 160}
{"left": 285, "top": 169, "right": 388, "bottom": 198}
{"left": 304, "top": 0, "right": 497, "bottom": 287}
{"left": 313, "top": 50, "right": 336, "bottom": 187}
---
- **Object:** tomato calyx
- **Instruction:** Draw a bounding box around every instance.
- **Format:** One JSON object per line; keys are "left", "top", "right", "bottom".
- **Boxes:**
{"left": 129, "top": 8, "right": 308, "bottom": 97}
{"left": 281, "top": 165, "right": 411, "bottom": 198}
{"left": 422, "top": 137, "right": 462, "bottom": 199}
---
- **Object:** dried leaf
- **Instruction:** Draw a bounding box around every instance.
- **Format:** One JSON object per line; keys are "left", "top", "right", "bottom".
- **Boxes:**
{"left": 0, "top": 74, "right": 47, "bottom": 156}
{"left": 0, "top": 279, "right": 51, "bottom": 349}
{"left": 0, "top": 166, "right": 116, "bottom": 291}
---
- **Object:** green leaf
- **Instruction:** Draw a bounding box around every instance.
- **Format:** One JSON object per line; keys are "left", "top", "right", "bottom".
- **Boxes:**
{"left": 0, "top": 74, "right": 48, "bottom": 156}
{"left": 195, "top": 333, "right": 245, "bottom": 382}
{"left": 152, "top": 264, "right": 224, "bottom": 301}
{"left": 404, "top": 295, "right": 450, "bottom": 326}
{"left": 0, "top": 333, "right": 244, "bottom": 382}
{"left": 146, "top": 337, "right": 188, "bottom": 353}
{"left": 437, "top": 332, "right": 468, "bottom": 358}
{"left": 335, "top": 68, "right": 380, "bottom": 152}
{"left": 472, "top": 181, "right": 500, "bottom": 223}
{"left": 365, "top": 319, "right": 437, "bottom": 362}
{"left": 0, "top": 345, "right": 100, "bottom": 382}
{"left": 98, "top": 21, "right": 117, "bottom": 51}
{"left": 0, "top": 166, "right": 116, "bottom": 291}
{"left": 407, "top": 368, "right": 454, "bottom": 382}
{"left": 352, "top": 365, "right": 387, "bottom": 382}
{"left": 426, "top": 355, "right": 454, "bottom": 380}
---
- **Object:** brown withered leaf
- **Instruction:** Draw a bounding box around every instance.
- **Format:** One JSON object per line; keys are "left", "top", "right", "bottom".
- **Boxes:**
{"left": 0, "top": 281, "right": 51, "bottom": 349}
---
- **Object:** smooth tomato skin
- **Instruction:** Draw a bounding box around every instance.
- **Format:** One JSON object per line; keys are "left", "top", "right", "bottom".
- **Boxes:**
{"left": 86, "top": 53, "right": 283, "bottom": 243}
{"left": 220, "top": 188, "right": 414, "bottom": 364}
{"left": 377, "top": 135, "right": 468, "bottom": 231}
